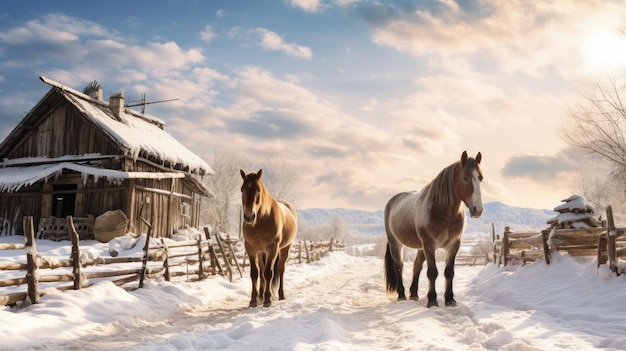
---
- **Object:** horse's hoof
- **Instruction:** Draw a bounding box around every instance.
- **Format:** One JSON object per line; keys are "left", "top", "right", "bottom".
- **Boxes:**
{"left": 263, "top": 301, "right": 272, "bottom": 308}
{"left": 427, "top": 300, "right": 439, "bottom": 308}
{"left": 445, "top": 300, "right": 457, "bottom": 307}
{"left": 279, "top": 296, "right": 286, "bottom": 301}
{"left": 397, "top": 296, "right": 407, "bottom": 301}
{"left": 249, "top": 301, "right": 257, "bottom": 308}
{"left": 409, "top": 295, "right": 419, "bottom": 301}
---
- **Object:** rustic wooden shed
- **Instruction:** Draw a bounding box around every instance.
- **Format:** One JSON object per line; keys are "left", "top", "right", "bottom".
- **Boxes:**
{"left": 0, "top": 76, "right": 214, "bottom": 239}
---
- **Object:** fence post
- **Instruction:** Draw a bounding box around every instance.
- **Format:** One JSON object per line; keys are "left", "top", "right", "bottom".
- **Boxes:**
{"left": 214, "top": 232, "right": 233, "bottom": 282}
{"left": 598, "top": 233, "right": 608, "bottom": 267}
{"left": 139, "top": 201, "right": 155, "bottom": 289}
{"left": 607, "top": 205, "right": 617, "bottom": 274}
{"left": 329, "top": 237, "right": 334, "bottom": 252}
{"left": 24, "top": 216, "right": 38, "bottom": 304}
{"left": 491, "top": 223, "right": 497, "bottom": 264}
{"left": 226, "top": 240, "right": 243, "bottom": 278}
{"left": 541, "top": 228, "right": 551, "bottom": 265}
{"left": 67, "top": 216, "right": 81, "bottom": 290}
{"left": 204, "top": 227, "right": 224, "bottom": 276}
{"left": 502, "top": 227, "right": 510, "bottom": 266}
{"left": 304, "top": 240, "right": 311, "bottom": 263}
{"left": 197, "top": 238, "right": 205, "bottom": 280}
{"left": 161, "top": 238, "right": 171, "bottom": 281}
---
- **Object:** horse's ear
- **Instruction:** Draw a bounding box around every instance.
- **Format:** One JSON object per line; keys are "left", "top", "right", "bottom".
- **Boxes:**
{"left": 256, "top": 169, "right": 263, "bottom": 179}
{"left": 461, "top": 151, "right": 468, "bottom": 166}
{"left": 476, "top": 152, "right": 482, "bottom": 164}
{"left": 240, "top": 169, "right": 246, "bottom": 179}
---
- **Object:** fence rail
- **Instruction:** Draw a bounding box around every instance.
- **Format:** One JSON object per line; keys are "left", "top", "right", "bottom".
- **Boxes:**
{"left": 495, "top": 205, "right": 626, "bottom": 276}
{"left": 0, "top": 216, "right": 343, "bottom": 307}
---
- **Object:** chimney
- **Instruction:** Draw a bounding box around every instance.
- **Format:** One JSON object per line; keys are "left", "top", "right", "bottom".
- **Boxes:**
{"left": 109, "top": 92, "right": 124, "bottom": 120}
{"left": 89, "top": 86, "right": 103, "bottom": 100}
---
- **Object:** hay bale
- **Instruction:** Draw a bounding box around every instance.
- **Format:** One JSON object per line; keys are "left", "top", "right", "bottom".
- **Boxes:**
{"left": 94, "top": 210, "right": 129, "bottom": 243}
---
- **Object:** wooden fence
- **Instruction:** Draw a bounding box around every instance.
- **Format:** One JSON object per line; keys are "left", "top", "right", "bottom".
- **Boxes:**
{"left": 0, "top": 216, "right": 343, "bottom": 307}
{"left": 495, "top": 205, "right": 626, "bottom": 275}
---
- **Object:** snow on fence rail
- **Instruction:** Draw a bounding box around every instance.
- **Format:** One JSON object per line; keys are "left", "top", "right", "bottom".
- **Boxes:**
{"left": 496, "top": 205, "right": 626, "bottom": 275}
{"left": 455, "top": 255, "right": 490, "bottom": 266}
{"left": 0, "top": 216, "right": 342, "bottom": 307}
{"left": 228, "top": 238, "right": 345, "bottom": 270}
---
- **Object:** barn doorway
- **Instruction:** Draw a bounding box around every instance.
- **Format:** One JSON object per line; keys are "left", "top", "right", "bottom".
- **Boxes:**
{"left": 52, "top": 184, "right": 77, "bottom": 218}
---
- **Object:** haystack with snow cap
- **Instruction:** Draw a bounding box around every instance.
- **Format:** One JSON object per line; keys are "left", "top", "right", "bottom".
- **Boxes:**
{"left": 547, "top": 195, "right": 602, "bottom": 229}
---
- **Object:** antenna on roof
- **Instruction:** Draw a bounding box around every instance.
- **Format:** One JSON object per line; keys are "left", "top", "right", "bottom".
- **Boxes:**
{"left": 126, "top": 93, "right": 179, "bottom": 114}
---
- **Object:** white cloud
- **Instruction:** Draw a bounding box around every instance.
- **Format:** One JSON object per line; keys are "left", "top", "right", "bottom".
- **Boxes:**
{"left": 216, "top": 9, "right": 225, "bottom": 18}
{"left": 200, "top": 25, "right": 216, "bottom": 42}
{"left": 253, "top": 28, "right": 312, "bottom": 59}
{"left": 285, "top": 0, "right": 322, "bottom": 13}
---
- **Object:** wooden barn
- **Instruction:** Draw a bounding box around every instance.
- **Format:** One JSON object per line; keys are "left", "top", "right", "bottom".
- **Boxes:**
{"left": 0, "top": 76, "right": 213, "bottom": 240}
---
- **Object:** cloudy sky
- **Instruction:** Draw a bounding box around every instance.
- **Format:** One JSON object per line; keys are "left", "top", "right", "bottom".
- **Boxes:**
{"left": 1, "top": 0, "right": 626, "bottom": 211}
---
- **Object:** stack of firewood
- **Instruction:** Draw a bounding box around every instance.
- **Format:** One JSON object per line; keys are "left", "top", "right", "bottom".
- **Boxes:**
{"left": 546, "top": 195, "right": 602, "bottom": 229}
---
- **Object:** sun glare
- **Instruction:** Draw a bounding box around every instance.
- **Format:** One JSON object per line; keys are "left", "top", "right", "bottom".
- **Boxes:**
{"left": 582, "top": 28, "right": 626, "bottom": 74}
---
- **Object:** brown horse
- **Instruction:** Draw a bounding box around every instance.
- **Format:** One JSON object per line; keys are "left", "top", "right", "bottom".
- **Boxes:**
{"left": 240, "top": 169, "right": 297, "bottom": 308}
{"left": 384, "top": 151, "right": 483, "bottom": 307}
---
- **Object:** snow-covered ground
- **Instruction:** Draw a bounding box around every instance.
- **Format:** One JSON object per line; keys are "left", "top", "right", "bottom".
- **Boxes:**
{"left": 1, "top": 236, "right": 626, "bottom": 350}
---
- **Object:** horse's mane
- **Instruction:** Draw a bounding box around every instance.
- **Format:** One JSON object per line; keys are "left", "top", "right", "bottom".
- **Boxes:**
{"left": 423, "top": 161, "right": 460, "bottom": 208}
{"left": 257, "top": 177, "right": 274, "bottom": 210}
{"left": 423, "top": 157, "right": 481, "bottom": 208}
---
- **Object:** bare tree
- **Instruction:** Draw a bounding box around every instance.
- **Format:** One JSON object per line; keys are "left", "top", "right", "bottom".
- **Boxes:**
{"left": 258, "top": 155, "right": 298, "bottom": 204}
{"left": 201, "top": 149, "right": 298, "bottom": 236}
{"left": 201, "top": 148, "right": 251, "bottom": 235}
{"left": 563, "top": 76, "right": 626, "bottom": 211}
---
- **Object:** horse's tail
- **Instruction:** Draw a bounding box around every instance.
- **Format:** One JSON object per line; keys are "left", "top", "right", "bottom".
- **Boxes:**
{"left": 384, "top": 242, "right": 398, "bottom": 294}
{"left": 383, "top": 198, "right": 399, "bottom": 294}
{"left": 271, "top": 253, "right": 281, "bottom": 291}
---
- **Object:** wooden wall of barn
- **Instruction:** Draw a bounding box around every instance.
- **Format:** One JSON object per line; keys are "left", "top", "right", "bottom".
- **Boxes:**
{"left": 6, "top": 104, "right": 121, "bottom": 159}
{"left": 0, "top": 187, "right": 43, "bottom": 235}
{"left": 0, "top": 174, "right": 199, "bottom": 238}
{"left": 130, "top": 177, "right": 197, "bottom": 238}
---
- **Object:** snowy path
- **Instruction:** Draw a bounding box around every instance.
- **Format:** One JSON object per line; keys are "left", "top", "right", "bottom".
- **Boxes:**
{"left": 8, "top": 251, "right": 626, "bottom": 350}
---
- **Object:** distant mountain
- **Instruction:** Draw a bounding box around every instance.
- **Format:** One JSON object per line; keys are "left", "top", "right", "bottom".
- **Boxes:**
{"left": 297, "top": 207, "right": 385, "bottom": 235}
{"left": 297, "top": 202, "right": 555, "bottom": 240}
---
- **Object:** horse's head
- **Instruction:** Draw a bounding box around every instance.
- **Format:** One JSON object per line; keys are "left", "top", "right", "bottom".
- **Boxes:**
{"left": 240, "top": 169, "right": 265, "bottom": 226}
{"left": 455, "top": 151, "right": 484, "bottom": 218}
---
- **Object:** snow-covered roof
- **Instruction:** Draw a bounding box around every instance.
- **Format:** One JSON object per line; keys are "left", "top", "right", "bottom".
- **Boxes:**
{"left": 0, "top": 162, "right": 186, "bottom": 193}
{"left": 554, "top": 195, "right": 594, "bottom": 213}
{"left": 39, "top": 76, "right": 213, "bottom": 176}
{"left": 547, "top": 212, "right": 594, "bottom": 225}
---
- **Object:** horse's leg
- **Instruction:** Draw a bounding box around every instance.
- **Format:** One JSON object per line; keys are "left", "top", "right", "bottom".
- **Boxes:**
{"left": 409, "top": 249, "right": 425, "bottom": 301}
{"left": 384, "top": 239, "right": 406, "bottom": 300}
{"left": 276, "top": 245, "right": 290, "bottom": 300}
{"left": 258, "top": 252, "right": 267, "bottom": 299}
{"left": 423, "top": 243, "right": 439, "bottom": 308}
{"left": 263, "top": 245, "right": 279, "bottom": 307}
{"left": 247, "top": 252, "right": 259, "bottom": 308}
{"left": 444, "top": 239, "right": 461, "bottom": 307}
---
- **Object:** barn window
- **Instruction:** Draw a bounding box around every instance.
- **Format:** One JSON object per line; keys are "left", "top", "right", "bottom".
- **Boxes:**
{"left": 52, "top": 184, "right": 77, "bottom": 218}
